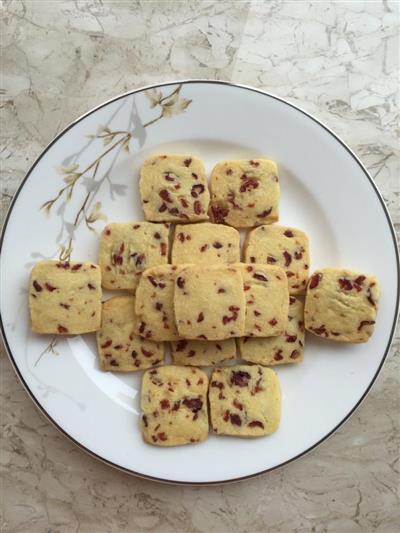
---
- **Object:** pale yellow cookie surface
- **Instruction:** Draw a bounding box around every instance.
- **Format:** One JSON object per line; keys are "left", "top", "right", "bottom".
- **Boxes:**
{"left": 209, "top": 365, "right": 281, "bottom": 437}
{"left": 239, "top": 296, "right": 305, "bottom": 365}
{"left": 244, "top": 224, "right": 310, "bottom": 295}
{"left": 237, "top": 263, "right": 289, "bottom": 337}
{"left": 210, "top": 159, "right": 279, "bottom": 228}
{"left": 97, "top": 296, "right": 164, "bottom": 372}
{"left": 171, "top": 223, "right": 240, "bottom": 265}
{"left": 305, "top": 268, "right": 380, "bottom": 343}
{"left": 140, "top": 154, "right": 210, "bottom": 222}
{"left": 135, "top": 264, "right": 186, "bottom": 341}
{"left": 174, "top": 265, "right": 246, "bottom": 341}
{"left": 140, "top": 366, "right": 209, "bottom": 446}
{"left": 171, "top": 338, "right": 236, "bottom": 366}
{"left": 29, "top": 260, "right": 101, "bottom": 334}
{"left": 99, "top": 222, "right": 170, "bottom": 290}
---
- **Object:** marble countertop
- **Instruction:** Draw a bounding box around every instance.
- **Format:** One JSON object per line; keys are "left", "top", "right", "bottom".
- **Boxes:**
{"left": 1, "top": 1, "right": 399, "bottom": 531}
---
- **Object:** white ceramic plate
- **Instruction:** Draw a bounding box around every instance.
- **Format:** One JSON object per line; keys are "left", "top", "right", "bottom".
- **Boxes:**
{"left": 1, "top": 81, "right": 398, "bottom": 484}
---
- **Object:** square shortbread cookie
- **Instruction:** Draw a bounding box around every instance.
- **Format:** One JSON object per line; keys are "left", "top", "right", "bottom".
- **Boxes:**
{"left": 209, "top": 365, "right": 281, "bottom": 437}
{"left": 171, "top": 338, "right": 236, "bottom": 366}
{"left": 244, "top": 224, "right": 310, "bottom": 295}
{"left": 238, "top": 263, "right": 289, "bottom": 337}
{"left": 140, "top": 154, "right": 210, "bottom": 222}
{"left": 304, "top": 268, "right": 380, "bottom": 343}
{"left": 238, "top": 296, "right": 305, "bottom": 365}
{"left": 171, "top": 223, "right": 240, "bottom": 265}
{"left": 135, "top": 265, "right": 186, "bottom": 341}
{"left": 29, "top": 260, "right": 101, "bottom": 334}
{"left": 209, "top": 159, "right": 279, "bottom": 228}
{"left": 97, "top": 295, "right": 164, "bottom": 371}
{"left": 140, "top": 366, "right": 209, "bottom": 446}
{"left": 99, "top": 222, "right": 170, "bottom": 290}
{"left": 174, "top": 265, "right": 246, "bottom": 340}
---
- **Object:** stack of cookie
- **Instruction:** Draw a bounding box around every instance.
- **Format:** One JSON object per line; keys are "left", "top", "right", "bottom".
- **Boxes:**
{"left": 28, "top": 154, "right": 380, "bottom": 447}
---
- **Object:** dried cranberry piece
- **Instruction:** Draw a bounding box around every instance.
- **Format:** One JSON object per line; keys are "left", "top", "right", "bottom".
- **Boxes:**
{"left": 248, "top": 421, "right": 264, "bottom": 429}
{"left": 217, "top": 288, "right": 225, "bottom": 293}
{"left": 286, "top": 335, "right": 297, "bottom": 343}
{"left": 211, "top": 381, "right": 224, "bottom": 389}
{"left": 230, "top": 370, "right": 251, "bottom": 387}
{"left": 211, "top": 205, "right": 229, "bottom": 223}
{"left": 87, "top": 283, "right": 96, "bottom": 290}
{"left": 193, "top": 200, "right": 202, "bottom": 214}
{"left": 191, "top": 184, "right": 205, "bottom": 198}
{"left": 180, "top": 198, "right": 189, "bottom": 208}
{"left": 257, "top": 208, "right": 272, "bottom": 218}
{"left": 183, "top": 158, "right": 192, "bottom": 167}
{"left": 354, "top": 275, "right": 366, "bottom": 285}
{"left": 274, "top": 350, "right": 283, "bottom": 361}
{"left": 141, "top": 348, "right": 153, "bottom": 357}
{"left": 33, "top": 280, "right": 42, "bottom": 292}
{"left": 160, "top": 399, "right": 170, "bottom": 409}
{"left": 57, "top": 325, "right": 68, "bottom": 334}
{"left": 267, "top": 256, "right": 276, "bottom": 264}
{"left": 284, "top": 230, "right": 294, "bottom": 237}
{"left": 169, "top": 207, "right": 179, "bottom": 216}
{"left": 101, "top": 340, "right": 112, "bottom": 349}
{"left": 158, "top": 203, "right": 167, "bottom": 213}
{"left": 177, "top": 232, "right": 185, "bottom": 243}
{"left": 312, "top": 325, "right": 327, "bottom": 336}
{"left": 338, "top": 278, "right": 352, "bottom": 291}
{"left": 158, "top": 432, "right": 168, "bottom": 441}
{"left": 197, "top": 312, "right": 204, "bottom": 323}
{"left": 160, "top": 242, "right": 167, "bottom": 256}
{"left": 309, "top": 273, "right": 322, "bottom": 289}
{"left": 253, "top": 272, "right": 268, "bottom": 282}
{"left": 290, "top": 350, "right": 300, "bottom": 359}
{"left": 200, "top": 244, "right": 208, "bottom": 252}
{"left": 176, "top": 277, "right": 185, "bottom": 289}
{"left": 159, "top": 189, "right": 173, "bottom": 203}
{"left": 249, "top": 160, "right": 260, "bottom": 167}
{"left": 155, "top": 302, "right": 163, "bottom": 311}
{"left": 269, "top": 318, "right": 277, "bottom": 326}
{"left": 142, "top": 415, "right": 148, "bottom": 427}
{"left": 148, "top": 276, "right": 158, "bottom": 287}
{"left": 182, "top": 398, "right": 203, "bottom": 413}
{"left": 154, "top": 232, "right": 161, "bottom": 239}
{"left": 112, "top": 254, "right": 123, "bottom": 265}
{"left": 283, "top": 251, "right": 292, "bottom": 267}
{"left": 226, "top": 168, "right": 233, "bottom": 175}
{"left": 71, "top": 263, "right": 82, "bottom": 271}
{"left": 367, "top": 289, "right": 376, "bottom": 307}
{"left": 357, "top": 320, "right": 375, "bottom": 331}
{"left": 294, "top": 250, "right": 303, "bottom": 260}
{"left": 187, "top": 350, "right": 196, "bottom": 357}
{"left": 213, "top": 241, "right": 223, "bottom": 249}
{"left": 60, "top": 303, "right": 70, "bottom": 309}
{"left": 139, "top": 322, "right": 146, "bottom": 334}
{"left": 230, "top": 414, "right": 242, "bottom": 426}
{"left": 239, "top": 177, "right": 259, "bottom": 193}
{"left": 175, "top": 340, "right": 188, "bottom": 352}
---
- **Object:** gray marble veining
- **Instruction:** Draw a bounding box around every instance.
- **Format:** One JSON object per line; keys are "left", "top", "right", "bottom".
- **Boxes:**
{"left": 1, "top": 1, "right": 399, "bottom": 532}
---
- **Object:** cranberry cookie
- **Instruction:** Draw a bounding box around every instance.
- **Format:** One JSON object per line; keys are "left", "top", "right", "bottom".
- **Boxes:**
{"left": 171, "top": 338, "right": 236, "bottom": 366}
{"left": 238, "top": 263, "right": 289, "bottom": 337}
{"left": 99, "top": 222, "right": 170, "bottom": 291}
{"left": 140, "top": 154, "right": 210, "bottom": 222}
{"left": 209, "top": 365, "right": 281, "bottom": 437}
{"left": 29, "top": 260, "right": 101, "bottom": 334}
{"left": 135, "top": 265, "right": 186, "bottom": 341}
{"left": 174, "top": 265, "right": 246, "bottom": 340}
{"left": 244, "top": 224, "right": 310, "bottom": 294}
{"left": 239, "top": 296, "right": 305, "bottom": 365}
{"left": 140, "top": 366, "right": 209, "bottom": 446}
{"left": 97, "top": 296, "right": 164, "bottom": 371}
{"left": 209, "top": 159, "right": 279, "bottom": 228}
{"left": 305, "top": 268, "right": 380, "bottom": 343}
{"left": 171, "top": 222, "right": 240, "bottom": 265}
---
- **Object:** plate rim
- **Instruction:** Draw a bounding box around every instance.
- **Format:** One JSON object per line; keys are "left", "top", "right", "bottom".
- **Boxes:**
{"left": 1, "top": 79, "right": 399, "bottom": 485}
